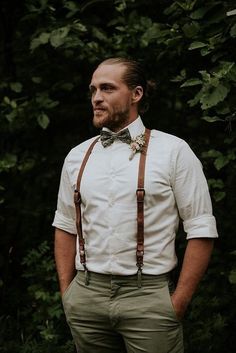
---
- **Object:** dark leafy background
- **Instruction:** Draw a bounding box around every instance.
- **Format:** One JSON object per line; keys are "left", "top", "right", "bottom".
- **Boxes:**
{"left": 0, "top": 0, "right": 236, "bottom": 352}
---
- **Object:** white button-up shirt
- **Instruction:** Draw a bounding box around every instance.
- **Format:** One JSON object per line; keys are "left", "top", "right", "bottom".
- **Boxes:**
{"left": 52, "top": 117, "right": 218, "bottom": 275}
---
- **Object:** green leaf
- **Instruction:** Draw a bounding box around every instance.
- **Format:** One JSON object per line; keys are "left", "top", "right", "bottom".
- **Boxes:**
{"left": 92, "top": 28, "right": 108, "bottom": 41}
{"left": 18, "top": 159, "right": 35, "bottom": 172}
{"left": 64, "top": 1, "right": 79, "bottom": 11}
{"left": 200, "top": 84, "right": 230, "bottom": 109}
{"left": 229, "top": 269, "right": 236, "bottom": 284}
{"left": 37, "top": 113, "right": 50, "bottom": 129}
{"left": 32, "top": 76, "right": 42, "bottom": 83}
{"left": 230, "top": 23, "right": 236, "bottom": 38}
{"left": 215, "top": 104, "right": 230, "bottom": 115}
{"left": 190, "top": 6, "right": 210, "bottom": 19}
{"left": 60, "top": 83, "right": 74, "bottom": 91}
{"left": 208, "top": 178, "right": 225, "bottom": 189}
{"left": 202, "top": 116, "right": 223, "bottom": 122}
{"left": 64, "top": 0, "right": 80, "bottom": 17}
{"left": 199, "top": 70, "right": 211, "bottom": 82}
{"left": 171, "top": 69, "right": 186, "bottom": 82}
{"left": 188, "top": 89, "right": 202, "bottom": 107}
{"left": 5, "top": 110, "right": 17, "bottom": 123}
{"left": 176, "top": 0, "right": 198, "bottom": 11}
{"left": 10, "top": 100, "right": 17, "bottom": 109}
{"left": 214, "top": 155, "right": 229, "bottom": 170}
{"left": 35, "top": 93, "right": 59, "bottom": 109}
{"left": 213, "top": 61, "right": 235, "bottom": 79}
{"left": 227, "top": 65, "right": 236, "bottom": 82}
{"left": 164, "top": 2, "right": 178, "bottom": 15}
{"left": 202, "top": 149, "right": 222, "bottom": 158}
{"left": 180, "top": 78, "right": 202, "bottom": 87}
{"left": 10, "top": 82, "right": 23, "bottom": 93}
{"left": 141, "top": 23, "right": 162, "bottom": 46}
{"left": 39, "top": 32, "right": 50, "bottom": 44}
{"left": 72, "top": 22, "right": 87, "bottom": 33}
{"left": 189, "top": 41, "right": 207, "bottom": 50}
{"left": 50, "top": 27, "right": 70, "bottom": 48}
{"left": 0, "top": 154, "right": 17, "bottom": 172}
{"left": 30, "top": 32, "right": 50, "bottom": 51}
{"left": 200, "top": 47, "right": 212, "bottom": 56}
{"left": 213, "top": 191, "right": 226, "bottom": 202}
{"left": 3, "top": 96, "right": 10, "bottom": 104}
{"left": 227, "top": 149, "right": 236, "bottom": 161}
{"left": 227, "top": 9, "right": 236, "bottom": 17}
{"left": 203, "top": 149, "right": 235, "bottom": 171}
{"left": 182, "top": 22, "right": 200, "bottom": 38}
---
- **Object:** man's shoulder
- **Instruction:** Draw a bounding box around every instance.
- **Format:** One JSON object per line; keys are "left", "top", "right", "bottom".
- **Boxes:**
{"left": 150, "top": 129, "right": 184, "bottom": 147}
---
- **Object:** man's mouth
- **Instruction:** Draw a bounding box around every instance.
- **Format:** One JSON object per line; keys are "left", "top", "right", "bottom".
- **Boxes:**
{"left": 94, "top": 107, "right": 106, "bottom": 111}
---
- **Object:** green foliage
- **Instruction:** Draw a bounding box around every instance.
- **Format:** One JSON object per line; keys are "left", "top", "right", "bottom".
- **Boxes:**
{"left": 0, "top": 0, "right": 236, "bottom": 352}
{"left": 21, "top": 241, "right": 62, "bottom": 341}
{"left": 0, "top": 241, "right": 74, "bottom": 352}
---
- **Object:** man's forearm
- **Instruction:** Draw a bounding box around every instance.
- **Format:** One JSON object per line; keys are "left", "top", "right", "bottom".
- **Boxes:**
{"left": 54, "top": 228, "right": 77, "bottom": 295}
{"left": 172, "top": 238, "right": 214, "bottom": 319}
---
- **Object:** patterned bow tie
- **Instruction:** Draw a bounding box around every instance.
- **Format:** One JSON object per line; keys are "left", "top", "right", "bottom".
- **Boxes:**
{"left": 100, "top": 128, "right": 132, "bottom": 147}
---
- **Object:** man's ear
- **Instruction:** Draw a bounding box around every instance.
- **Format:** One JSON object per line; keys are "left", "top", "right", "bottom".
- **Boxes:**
{"left": 132, "top": 86, "right": 143, "bottom": 103}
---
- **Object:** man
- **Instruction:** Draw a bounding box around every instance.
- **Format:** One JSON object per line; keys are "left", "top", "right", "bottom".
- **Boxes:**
{"left": 53, "top": 57, "right": 218, "bottom": 353}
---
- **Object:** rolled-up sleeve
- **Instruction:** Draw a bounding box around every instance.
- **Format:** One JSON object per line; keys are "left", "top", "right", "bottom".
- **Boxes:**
{"left": 172, "top": 140, "right": 218, "bottom": 239}
{"left": 52, "top": 158, "right": 77, "bottom": 235}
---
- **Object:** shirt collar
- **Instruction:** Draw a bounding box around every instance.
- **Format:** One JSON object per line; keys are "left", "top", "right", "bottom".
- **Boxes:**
{"left": 102, "top": 116, "right": 145, "bottom": 140}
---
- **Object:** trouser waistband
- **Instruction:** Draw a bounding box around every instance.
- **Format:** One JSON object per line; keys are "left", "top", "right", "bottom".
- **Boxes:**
{"left": 77, "top": 270, "right": 171, "bottom": 288}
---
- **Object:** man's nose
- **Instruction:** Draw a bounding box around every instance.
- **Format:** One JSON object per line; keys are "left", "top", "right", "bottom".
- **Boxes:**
{"left": 93, "top": 89, "right": 104, "bottom": 103}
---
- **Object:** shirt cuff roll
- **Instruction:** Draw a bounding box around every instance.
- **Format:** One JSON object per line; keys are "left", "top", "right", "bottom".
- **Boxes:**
{"left": 183, "top": 214, "right": 218, "bottom": 239}
{"left": 52, "top": 211, "right": 77, "bottom": 235}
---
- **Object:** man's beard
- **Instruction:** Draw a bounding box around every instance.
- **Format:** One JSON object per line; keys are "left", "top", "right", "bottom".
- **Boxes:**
{"left": 93, "top": 107, "right": 130, "bottom": 132}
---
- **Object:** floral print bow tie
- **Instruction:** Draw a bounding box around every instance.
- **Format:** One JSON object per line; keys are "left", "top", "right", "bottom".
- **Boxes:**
{"left": 100, "top": 129, "right": 132, "bottom": 147}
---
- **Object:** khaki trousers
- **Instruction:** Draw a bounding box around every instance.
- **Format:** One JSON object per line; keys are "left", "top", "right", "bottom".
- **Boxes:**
{"left": 62, "top": 271, "right": 184, "bottom": 353}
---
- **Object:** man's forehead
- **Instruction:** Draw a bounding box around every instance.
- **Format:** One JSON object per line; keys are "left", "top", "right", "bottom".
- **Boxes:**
{"left": 90, "top": 63, "right": 126, "bottom": 85}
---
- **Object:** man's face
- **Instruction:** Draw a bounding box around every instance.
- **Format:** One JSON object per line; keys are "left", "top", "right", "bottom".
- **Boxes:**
{"left": 89, "top": 64, "right": 135, "bottom": 132}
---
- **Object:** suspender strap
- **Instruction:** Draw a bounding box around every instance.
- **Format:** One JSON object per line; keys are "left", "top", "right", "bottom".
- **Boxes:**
{"left": 136, "top": 128, "right": 151, "bottom": 287}
{"left": 74, "top": 128, "right": 151, "bottom": 286}
{"left": 74, "top": 137, "right": 100, "bottom": 273}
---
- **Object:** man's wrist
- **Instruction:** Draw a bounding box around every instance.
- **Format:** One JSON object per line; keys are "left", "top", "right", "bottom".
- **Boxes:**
{"left": 171, "top": 290, "right": 192, "bottom": 320}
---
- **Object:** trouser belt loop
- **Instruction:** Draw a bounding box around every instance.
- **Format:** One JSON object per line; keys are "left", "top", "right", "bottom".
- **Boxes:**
{"left": 137, "top": 268, "right": 142, "bottom": 288}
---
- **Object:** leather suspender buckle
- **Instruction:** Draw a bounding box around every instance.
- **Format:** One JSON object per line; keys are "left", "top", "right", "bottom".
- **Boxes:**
{"left": 74, "top": 189, "right": 81, "bottom": 205}
{"left": 136, "top": 188, "right": 145, "bottom": 202}
{"left": 136, "top": 245, "right": 144, "bottom": 266}
{"left": 136, "top": 252, "right": 144, "bottom": 265}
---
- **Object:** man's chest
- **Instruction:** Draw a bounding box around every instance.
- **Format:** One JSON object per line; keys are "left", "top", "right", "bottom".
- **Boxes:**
{"left": 71, "top": 143, "right": 173, "bottom": 207}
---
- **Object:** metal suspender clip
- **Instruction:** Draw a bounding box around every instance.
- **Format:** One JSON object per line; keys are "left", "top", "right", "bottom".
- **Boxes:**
{"left": 137, "top": 267, "right": 142, "bottom": 288}
{"left": 83, "top": 264, "right": 90, "bottom": 286}
{"left": 136, "top": 246, "right": 144, "bottom": 288}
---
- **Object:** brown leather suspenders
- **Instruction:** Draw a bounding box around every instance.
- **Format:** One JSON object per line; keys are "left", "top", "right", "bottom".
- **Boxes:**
{"left": 136, "top": 128, "right": 151, "bottom": 286}
{"left": 74, "top": 137, "right": 100, "bottom": 275}
{"left": 74, "top": 128, "right": 151, "bottom": 286}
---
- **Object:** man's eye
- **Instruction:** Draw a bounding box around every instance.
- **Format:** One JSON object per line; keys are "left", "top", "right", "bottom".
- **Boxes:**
{"left": 102, "top": 86, "right": 113, "bottom": 91}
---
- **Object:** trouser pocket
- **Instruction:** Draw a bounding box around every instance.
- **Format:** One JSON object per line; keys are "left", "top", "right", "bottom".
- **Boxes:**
{"left": 165, "top": 280, "right": 182, "bottom": 323}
